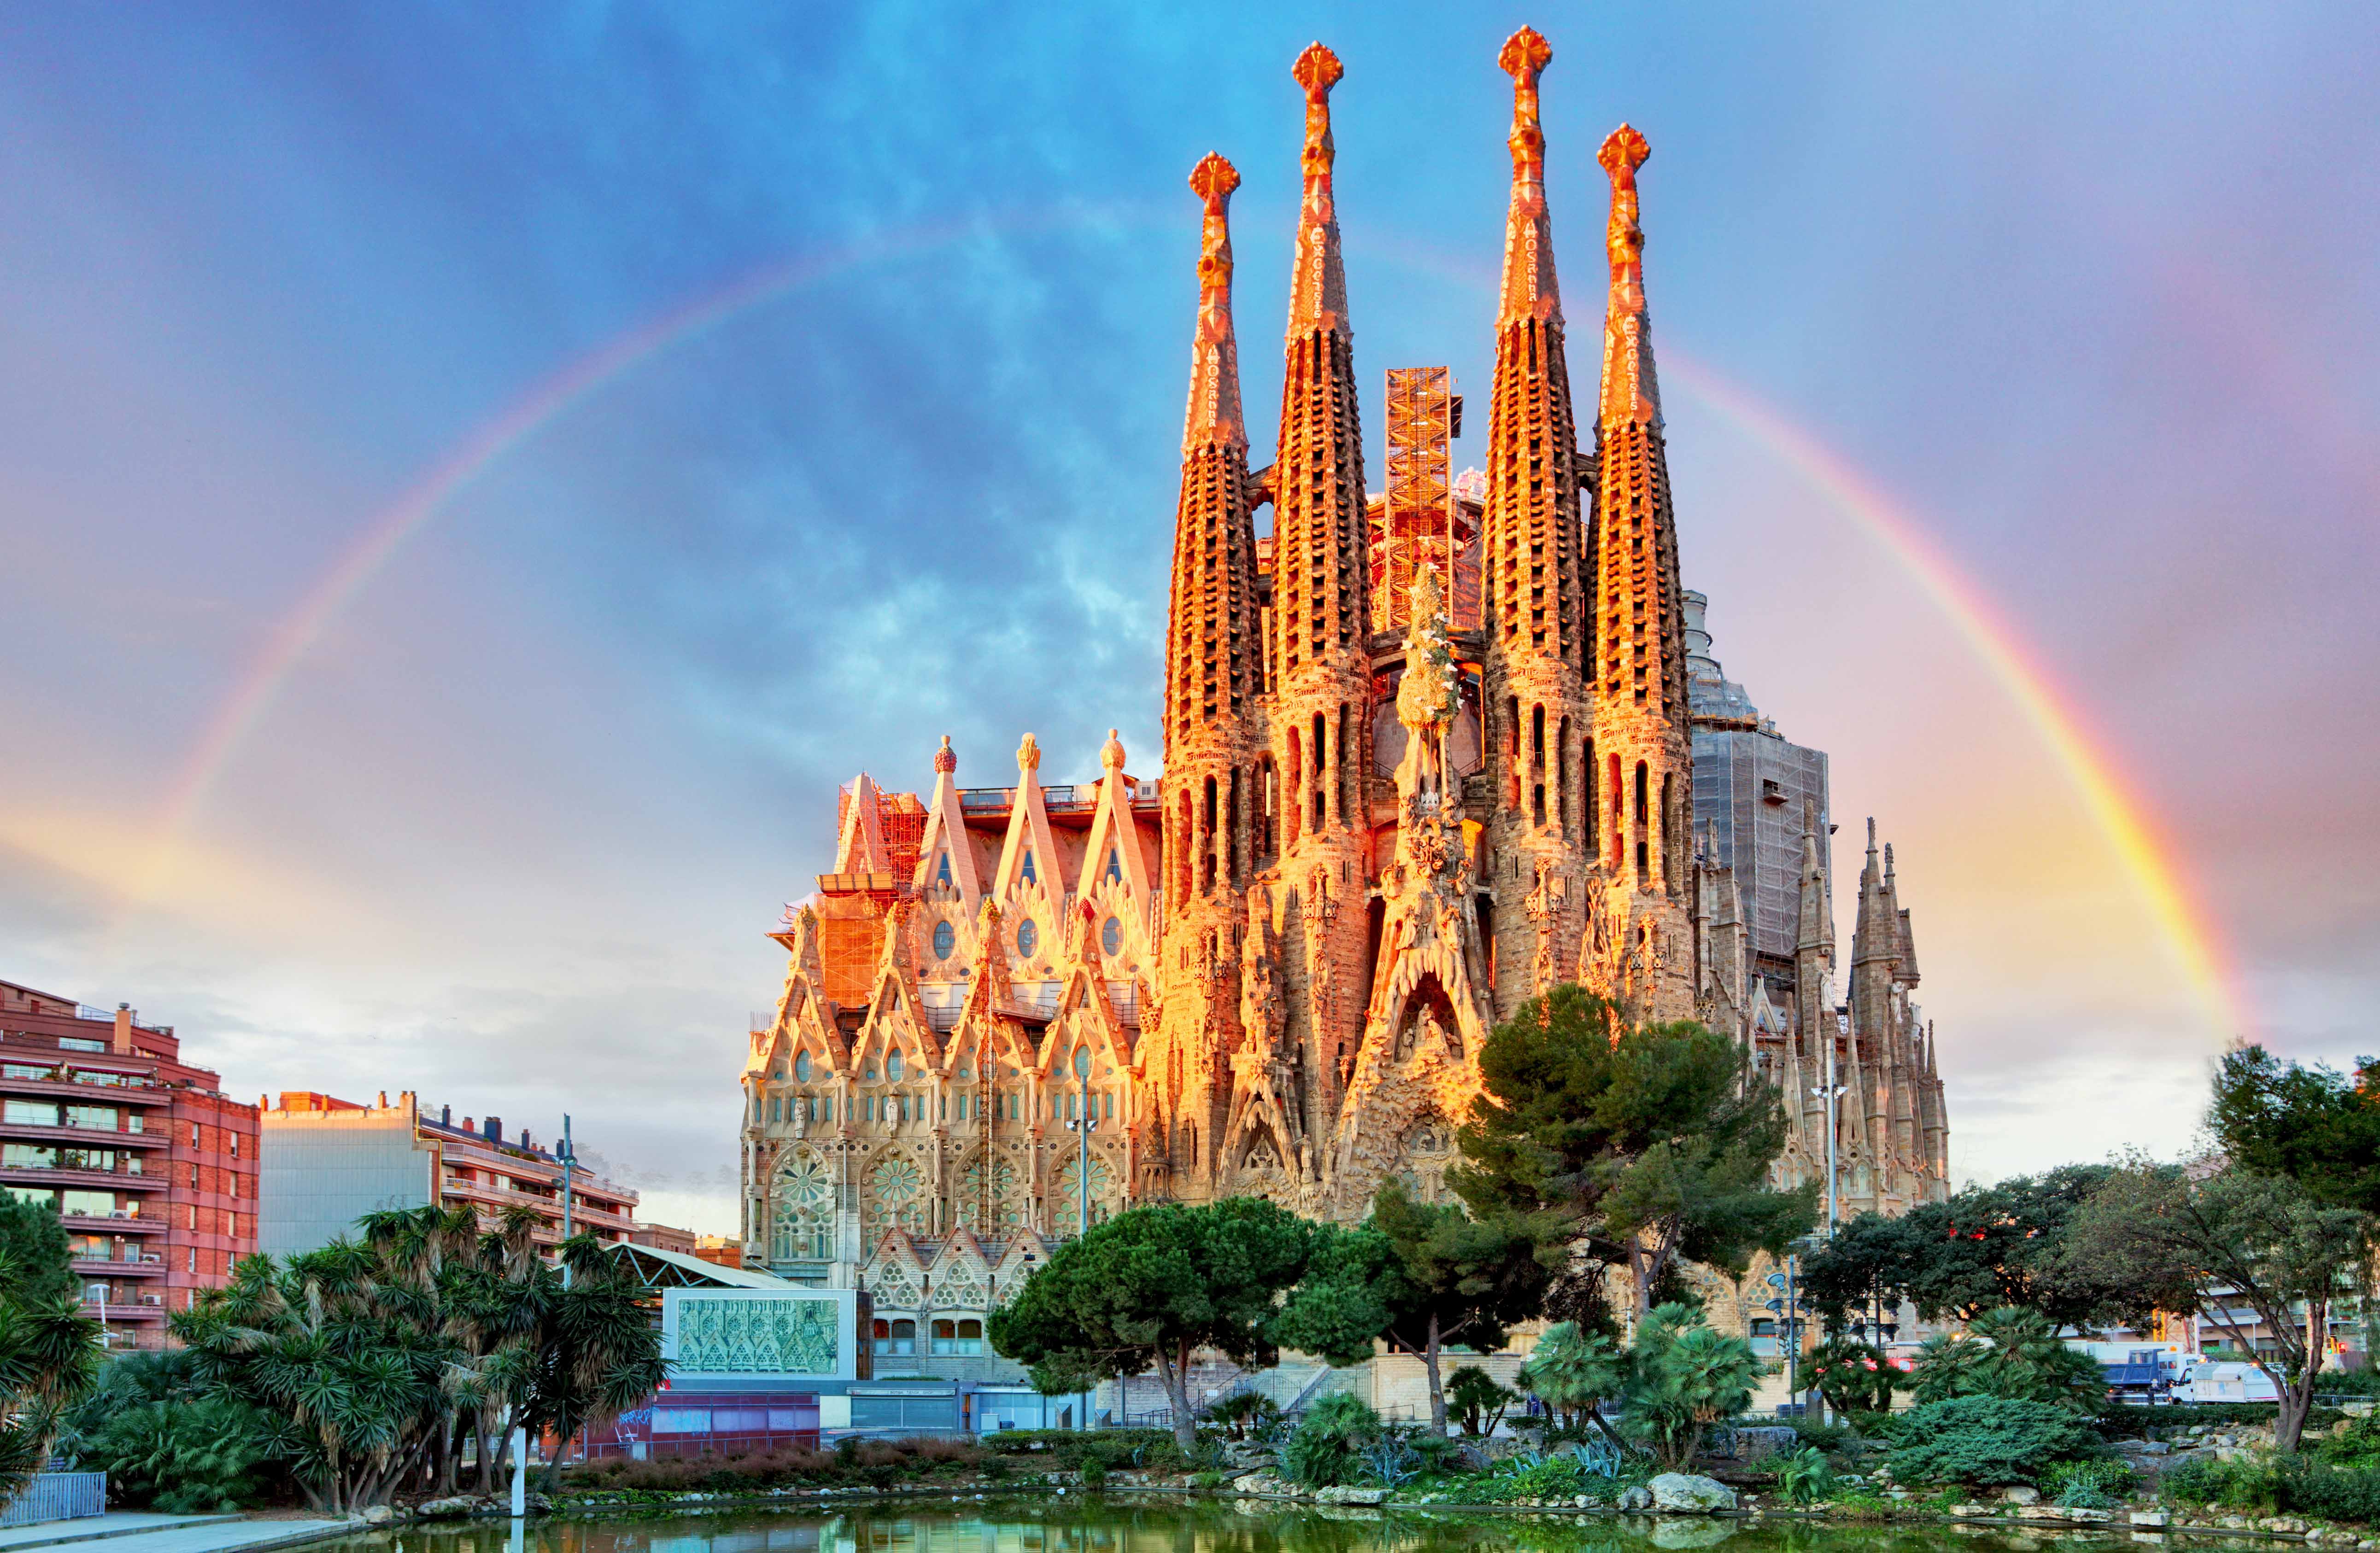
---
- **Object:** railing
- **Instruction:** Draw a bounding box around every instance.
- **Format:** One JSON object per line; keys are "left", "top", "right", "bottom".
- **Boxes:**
{"left": 0, "top": 1471, "right": 106, "bottom": 1528}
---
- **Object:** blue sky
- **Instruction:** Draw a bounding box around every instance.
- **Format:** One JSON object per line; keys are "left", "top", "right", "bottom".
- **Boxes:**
{"left": 2, "top": 3, "right": 2374, "bottom": 1232}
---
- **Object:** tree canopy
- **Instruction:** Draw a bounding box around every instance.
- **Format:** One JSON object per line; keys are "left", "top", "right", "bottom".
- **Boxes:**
{"left": 1451, "top": 983, "right": 1814, "bottom": 1313}
{"left": 1269, "top": 1178, "right": 1553, "bottom": 1431}
{"left": 0, "top": 1230, "right": 100, "bottom": 1502}
{"left": 2064, "top": 1162, "right": 2370, "bottom": 1452}
{"left": 0, "top": 1195, "right": 77, "bottom": 1309}
{"left": 2211, "top": 1045, "right": 2380, "bottom": 1213}
{"left": 987, "top": 1197, "right": 1320, "bottom": 1450}
{"left": 1801, "top": 1165, "right": 2150, "bottom": 1333}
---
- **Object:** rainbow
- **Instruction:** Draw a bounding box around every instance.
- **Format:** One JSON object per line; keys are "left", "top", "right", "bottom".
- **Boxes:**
{"left": 1666, "top": 355, "right": 2248, "bottom": 1043}
{"left": 136, "top": 207, "right": 2248, "bottom": 1045}
{"left": 132, "top": 203, "right": 1158, "bottom": 911}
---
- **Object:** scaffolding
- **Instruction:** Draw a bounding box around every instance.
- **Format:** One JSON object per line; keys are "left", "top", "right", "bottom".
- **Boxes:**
{"left": 1372, "top": 367, "right": 1462, "bottom": 632}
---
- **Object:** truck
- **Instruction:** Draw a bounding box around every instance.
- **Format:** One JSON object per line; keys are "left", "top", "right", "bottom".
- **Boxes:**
{"left": 2176, "top": 1359, "right": 2282, "bottom": 1404}
{"left": 2068, "top": 1340, "right": 2187, "bottom": 1401}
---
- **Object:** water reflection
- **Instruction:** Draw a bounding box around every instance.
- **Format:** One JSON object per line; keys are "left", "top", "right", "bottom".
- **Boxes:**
{"left": 360, "top": 1498, "right": 2260, "bottom": 1553}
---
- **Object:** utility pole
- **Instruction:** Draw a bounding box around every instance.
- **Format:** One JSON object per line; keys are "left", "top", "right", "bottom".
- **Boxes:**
{"left": 559, "top": 1113, "right": 575, "bottom": 1290}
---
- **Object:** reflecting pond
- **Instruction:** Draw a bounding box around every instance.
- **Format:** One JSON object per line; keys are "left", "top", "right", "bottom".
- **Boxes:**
{"left": 337, "top": 1498, "right": 2268, "bottom": 1553}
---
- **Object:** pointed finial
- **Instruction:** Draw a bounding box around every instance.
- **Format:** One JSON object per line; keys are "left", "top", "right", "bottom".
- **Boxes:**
{"left": 934, "top": 734, "right": 957, "bottom": 775}
{"left": 1598, "top": 123, "right": 1661, "bottom": 426}
{"left": 1101, "top": 728, "right": 1126, "bottom": 771}
{"left": 1884, "top": 842, "right": 1896, "bottom": 884}
{"left": 1865, "top": 816, "right": 1877, "bottom": 857}
{"left": 1183, "top": 152, "right": 1248, "bottom": 454}
{"left": 1016, "top": 732, "right": 1041, "bottom": 773}
{"left": 1495, "top": 28, "right": 1561, "bottom": 327}
{"left": 1286, "top": 43, "right": 1350, "bottom": 340}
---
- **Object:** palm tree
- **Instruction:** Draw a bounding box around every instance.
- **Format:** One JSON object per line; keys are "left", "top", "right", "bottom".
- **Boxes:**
{"left": 0, "top": 1245, "right": 101, "bottom": 1504}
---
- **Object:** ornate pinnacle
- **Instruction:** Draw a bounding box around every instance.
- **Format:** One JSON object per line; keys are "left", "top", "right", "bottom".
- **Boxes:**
{"left": 934, "top": 734, "right": 957, "bottom": 775}
{"left": 1101, "top": 728, "right": 1126, "bottom": 771}
{"left": 1597, "top": 123, "right": 1661, "bottom": 426}
{"left": 1286, "top": 43, "right": 1349, "bottom": 340}
{"left": 1183, "top": 152, "right": 1247, "bottom": 452}
{"left": 1016, "top": 732, "right": 1041, "bottom": 773}
{"left": 1496, "top": 27, "right": 1560, "bottom": 327}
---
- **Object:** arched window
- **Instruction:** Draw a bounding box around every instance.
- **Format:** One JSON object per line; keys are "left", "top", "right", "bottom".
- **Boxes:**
{"left": 1106, "top": 847, "right": 1122, "bottom": 884}
{"left": 936, "top": 852, "right": 952, "bottom": 887}
{"left": 1020, "top": 850, "right": 1038, "bottom": 885}
{"left": 794, "top": 1051, "right": 811, "bottom": 1082}
{"left": 932, "top": 921, "right": 956, "bottom": 959}
{"left": 887, "top": 1051, "right": 904, "bottom": 1083}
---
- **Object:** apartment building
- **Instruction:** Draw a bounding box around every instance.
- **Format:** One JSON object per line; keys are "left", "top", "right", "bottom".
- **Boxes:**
{"left": 0, "top": 979, "right": 258, "bottom": 1347}
{"left": 260, "top": 1091, "right": 637, "bottom": 1255}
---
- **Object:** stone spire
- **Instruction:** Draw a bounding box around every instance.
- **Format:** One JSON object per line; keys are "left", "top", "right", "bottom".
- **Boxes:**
{"left": 1597, "top": 123, "right": 1661, "bottom": 428}
{"left": 1159, "top": 152, "right": 1266, "bottom": 1204}
{"left": 1269, "top": 40, "right": 1371, "bottom": 1153}
{"left": 1589, "top": 122, "right": 1693, "bottom": 918}
{"left": 1480, "top": 25, "right": 1589, "bottom": 1019}
{"left": 1183, "top": 153, "right": 1247, "bottom": 455}
{"left": 1793, "top": 799, "right": 1835, "bottom": 1050}
{"left": 1285, "top": 43, "right": 1349, "bottom": 341}
{"left": 1848, "top": 818, "right": 1897, "bottom": 1059}
{"left": 1496, "top": 27, "right": 1561, "bottom": 327}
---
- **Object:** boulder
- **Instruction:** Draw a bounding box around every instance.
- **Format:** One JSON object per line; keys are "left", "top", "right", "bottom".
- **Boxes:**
{"left": 415, "top": 1497, "right": 481, "bottom": 1519}
{"left": 1618, "top": 1486, "right": 1656, "bottom": 1512}
{"left": 1314, "top": 1487, "right": 1386, "bottom": 1506}
{"left": 2001, "top": 1487, "right": 2041, "bottom": 1506}
{"left": 361, "top": 1506, "right": 394, "bottom": 1526}
{"left": 2131, "top": 1512, "right": 2172, "bottom": 1528}
{"left": 2113, "top": 1439, "right": 2172, "bottom": 1456}
{"left": 1648, "top": 1474, "right": 1738, "bottom": 1514}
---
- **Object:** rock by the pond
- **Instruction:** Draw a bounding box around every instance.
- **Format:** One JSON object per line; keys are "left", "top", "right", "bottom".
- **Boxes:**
{"left": 1618, "top": 1486, "right": 1656, "bottom": 1512}
{"left": 1233, "top": 1471, "right": 1290, "bottom": 1497}
{"left": 415, "top": 1496, "right": 483, "bottom": 1519}
{"left": 2113, "top": 1439, "right": 2172, "bottom": 1455}
{"left": 2000, "top": 1486, "right": 2041, "bottom": 1505}
{"left": 2131, "top": 1512, "right": 2172, "bottom": 1528}
{"left": 361, "top": 1506, "right": 394, "bottom": 1526}
{"left": 1648, "top": 1474, "right": 1738, "bottom": 1514}
{"left": 1313, "top": 1487, "right": 1386, "bottom": 1506}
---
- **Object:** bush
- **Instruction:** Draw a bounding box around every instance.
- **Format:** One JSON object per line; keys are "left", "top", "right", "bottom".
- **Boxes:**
{"left": 2040, "top": 1456, "right": 2137, "bottom": 1508}
{"left": 2163, "top": 1454, "right": 2279, "bottom": 1512}
{"left": 1078, "top": 1454, "right": 1107, "bottom": 1491}
{"left": 74, "top": 1396, "right": 285, "bottom": 1512}
{"left": 1906, "top": 1308, "right": 2107, "bottom": 1414}
{"left": 1886, "top": 1395, "right": 2104, "bottom": 1487}
{"left": 1204, "top": 1392, "right": 1284, "bottom": 1442}
{"left": 2321, "top": 1415, "right": 2380, "bottom": 1469}
{"left": 1281, "top": 1395, "right": 1381, "bottom": 1489}
{"left": 1773, "top": 1446, "right": 1835, "bottom": 1505}
{"left": 1623, "top": 1306, "right": 1761, "bottom": 1470}
{"left": 1447, "top": 1367, "right": 1520, "bottom": 1438}
{"left": 1483, "top": 1448, "right": 1589, "bottom": 1503}
{"left": 2277, "top": 1461, "right": 2380, "bottom": 1525}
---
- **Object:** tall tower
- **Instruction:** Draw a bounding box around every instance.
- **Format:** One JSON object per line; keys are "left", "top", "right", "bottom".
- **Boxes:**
{"left": 1479, "top": 27, "right": 1591, "bottom": 1019}
{"left": 1157, "top": 151, "right": 1264, "bottom": 1196}
{"left": 1268, "top": 42, "right": 1373, "bottom": 1146}
{"left": 1588, "top": 123, "right": 1696, "bottom": 1022}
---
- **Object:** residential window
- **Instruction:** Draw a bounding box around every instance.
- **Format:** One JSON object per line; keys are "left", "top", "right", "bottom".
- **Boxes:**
{"left": 59, "top": 1149, "right": 114, "bottom": 1173}
{"left": 59, "top": 1189, "right": 113, "bottom": 1217}
{"left": 187, "top": 1247, "right": 196, "bottom": 1274}
{"left": 4, "top": 1187, "right": 57, "bottom": 1209}
{"left": 2, "top": 1100, "right": 58, "bottom": 1127}
{"left": 1, "top": 1144, "right": 56, "bottom": 1168}
{"left": 64, "top": 1106, "right": 117, "bottom": 1132}
{"left": 189, "top": 1164, "right": 199, "bottom": 1189}
{"left": 2, "top": 1064, "right": 51, "bottom": 1080}
{"left": 190, "top": 1123, "right": 200, "bottom": 1147}
{"left": 59, "top": 1038, "right": 105, "bottom": 1053}
{"left": 228, "top": 1133, "right": 238, "bottom": 1158}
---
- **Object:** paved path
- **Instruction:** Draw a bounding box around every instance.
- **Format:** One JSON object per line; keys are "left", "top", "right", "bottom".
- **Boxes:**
{"left": 0, "top": 1517, "right": 351, "bottom": 1553}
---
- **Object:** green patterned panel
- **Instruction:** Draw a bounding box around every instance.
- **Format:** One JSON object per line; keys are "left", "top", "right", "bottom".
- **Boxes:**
{"left": 672, "top": 1295, "right": 841, "bottom": 1374}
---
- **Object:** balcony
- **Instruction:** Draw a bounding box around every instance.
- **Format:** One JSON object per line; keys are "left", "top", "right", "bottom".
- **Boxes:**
{"left": 0, "top": 1162, "right": 155, "bottom": 1191}
{"left": 84, "top": 1301, "right": 166, "bottom": 1322}
{"left": 72, "top": 1255, "right": 165, "bottom": 1278}
{"left": 61, "top": 1211, "right": 164, "bottom": 1235}
{"left": 0, "top": 1118, "right": 167, "bottom": 1149}
{"left": 0, "top": 1071, "right": 170, "bottom": 1106}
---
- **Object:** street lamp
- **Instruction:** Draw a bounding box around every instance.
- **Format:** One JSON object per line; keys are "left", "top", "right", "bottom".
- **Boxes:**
{"left": 1067, "top": 1044, "right": 1095, "bottom": 1430}
{"left": 1811, "top": 1028, "right": 1848, "bottom": 1237}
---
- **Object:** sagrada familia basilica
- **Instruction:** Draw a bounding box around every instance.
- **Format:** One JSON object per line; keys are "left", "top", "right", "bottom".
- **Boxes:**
{"left": 737, "top": 30, "right": 1950, "bottom": 1343}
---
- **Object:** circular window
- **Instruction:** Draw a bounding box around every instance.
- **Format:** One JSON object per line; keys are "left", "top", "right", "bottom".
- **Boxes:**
{"left": 1016, "top": 918, "right": 1038, "bottom": 957}
{"left": 887, "top": 1051, "right": 905, "bottom": 1083}
{"left": 1101, "top": 916, "right": 1123, "bottom": 957}
{"left": 793, "top": 1051, "right": 811, "bottom": 1082}
{"left": 932, "top": 920, "right": 956, "bottom": 959}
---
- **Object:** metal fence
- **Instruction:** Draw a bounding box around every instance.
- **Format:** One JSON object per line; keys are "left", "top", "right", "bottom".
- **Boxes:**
{"left": 0, "top": 1472, "right": 106, "bottom": 1529}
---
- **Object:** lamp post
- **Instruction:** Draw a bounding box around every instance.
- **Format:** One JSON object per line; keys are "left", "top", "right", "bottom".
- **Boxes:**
{"left": 1068, "top": 1043, "right": 1094, "bottom": 1429}
{"left": 559, "top": 1114, "right": 575, "bottom": 1289}
{"left": 1811, "top": 1028, "right": 1848, "bottom": 1238}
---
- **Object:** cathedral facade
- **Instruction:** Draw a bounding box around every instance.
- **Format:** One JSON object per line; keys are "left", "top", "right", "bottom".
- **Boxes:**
{"left": 736, "top": 30, "right": 1950, "bottom": 1351}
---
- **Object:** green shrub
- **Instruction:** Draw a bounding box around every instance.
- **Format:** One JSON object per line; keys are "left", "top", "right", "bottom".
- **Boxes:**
{"left": 981, "top": 1458, "right": 1011, "bottom": 1482}
{"left": 2277, "top": 1461, "right": 2380, "bottom": 1525}
{"left": 1787, "top": 1416, "right": 1856, "bottom": 1453}
{"left": 1773, "top": 1446, "right": 1835, "bottom": 1505}
{"left": 2040, "top": 1456, "right": 2137, "bottom": 1508}
{"left": 1886, "top": 1395, "right": 2104, "bottom": 1487}
{"left": 1483, "top": 1448, "right": 1589, "bottom": 1503}
{"left": 1078, "top": 1454, "right": 1108, "bottom": 1490}
{"left": 1447, "top": 1367, "right": 1520, "bottom": 1439}
{"left": 2321, "top": 1416, "right": 2380, "bottom": 1469}
{"left": 73, "top": 1396, "right": 286, "bottom": 1512}
{"left": 1281, "top": 1395, "right": 1381, "bottom": 1489}
{"left": 1623, "top": 1306, "right": 1761, "bottom": 1470}
{"left": 2163, "top": 1454, "right": 2280, "bottom": 1511}
{"left": 1203, "top": 1392, "right": 1284, "bottom": 1441}
{"left": 1906, "top": 1308, "right": 2107, "bottom": 1414}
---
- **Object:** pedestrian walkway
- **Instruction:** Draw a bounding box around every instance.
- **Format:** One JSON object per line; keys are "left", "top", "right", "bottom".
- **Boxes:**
{"left": 0, "top": 1516, "right": 351, "bottom": 1553}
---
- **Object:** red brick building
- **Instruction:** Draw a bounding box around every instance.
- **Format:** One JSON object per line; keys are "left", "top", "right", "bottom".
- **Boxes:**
{"left": 0, "top": 979, "right": 258, "bottom": 1347}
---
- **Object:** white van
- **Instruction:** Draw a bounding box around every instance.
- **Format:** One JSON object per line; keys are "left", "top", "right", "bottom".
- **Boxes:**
{"left": 2177, "top": 1360, "right": 2281, "bottom": 1403}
